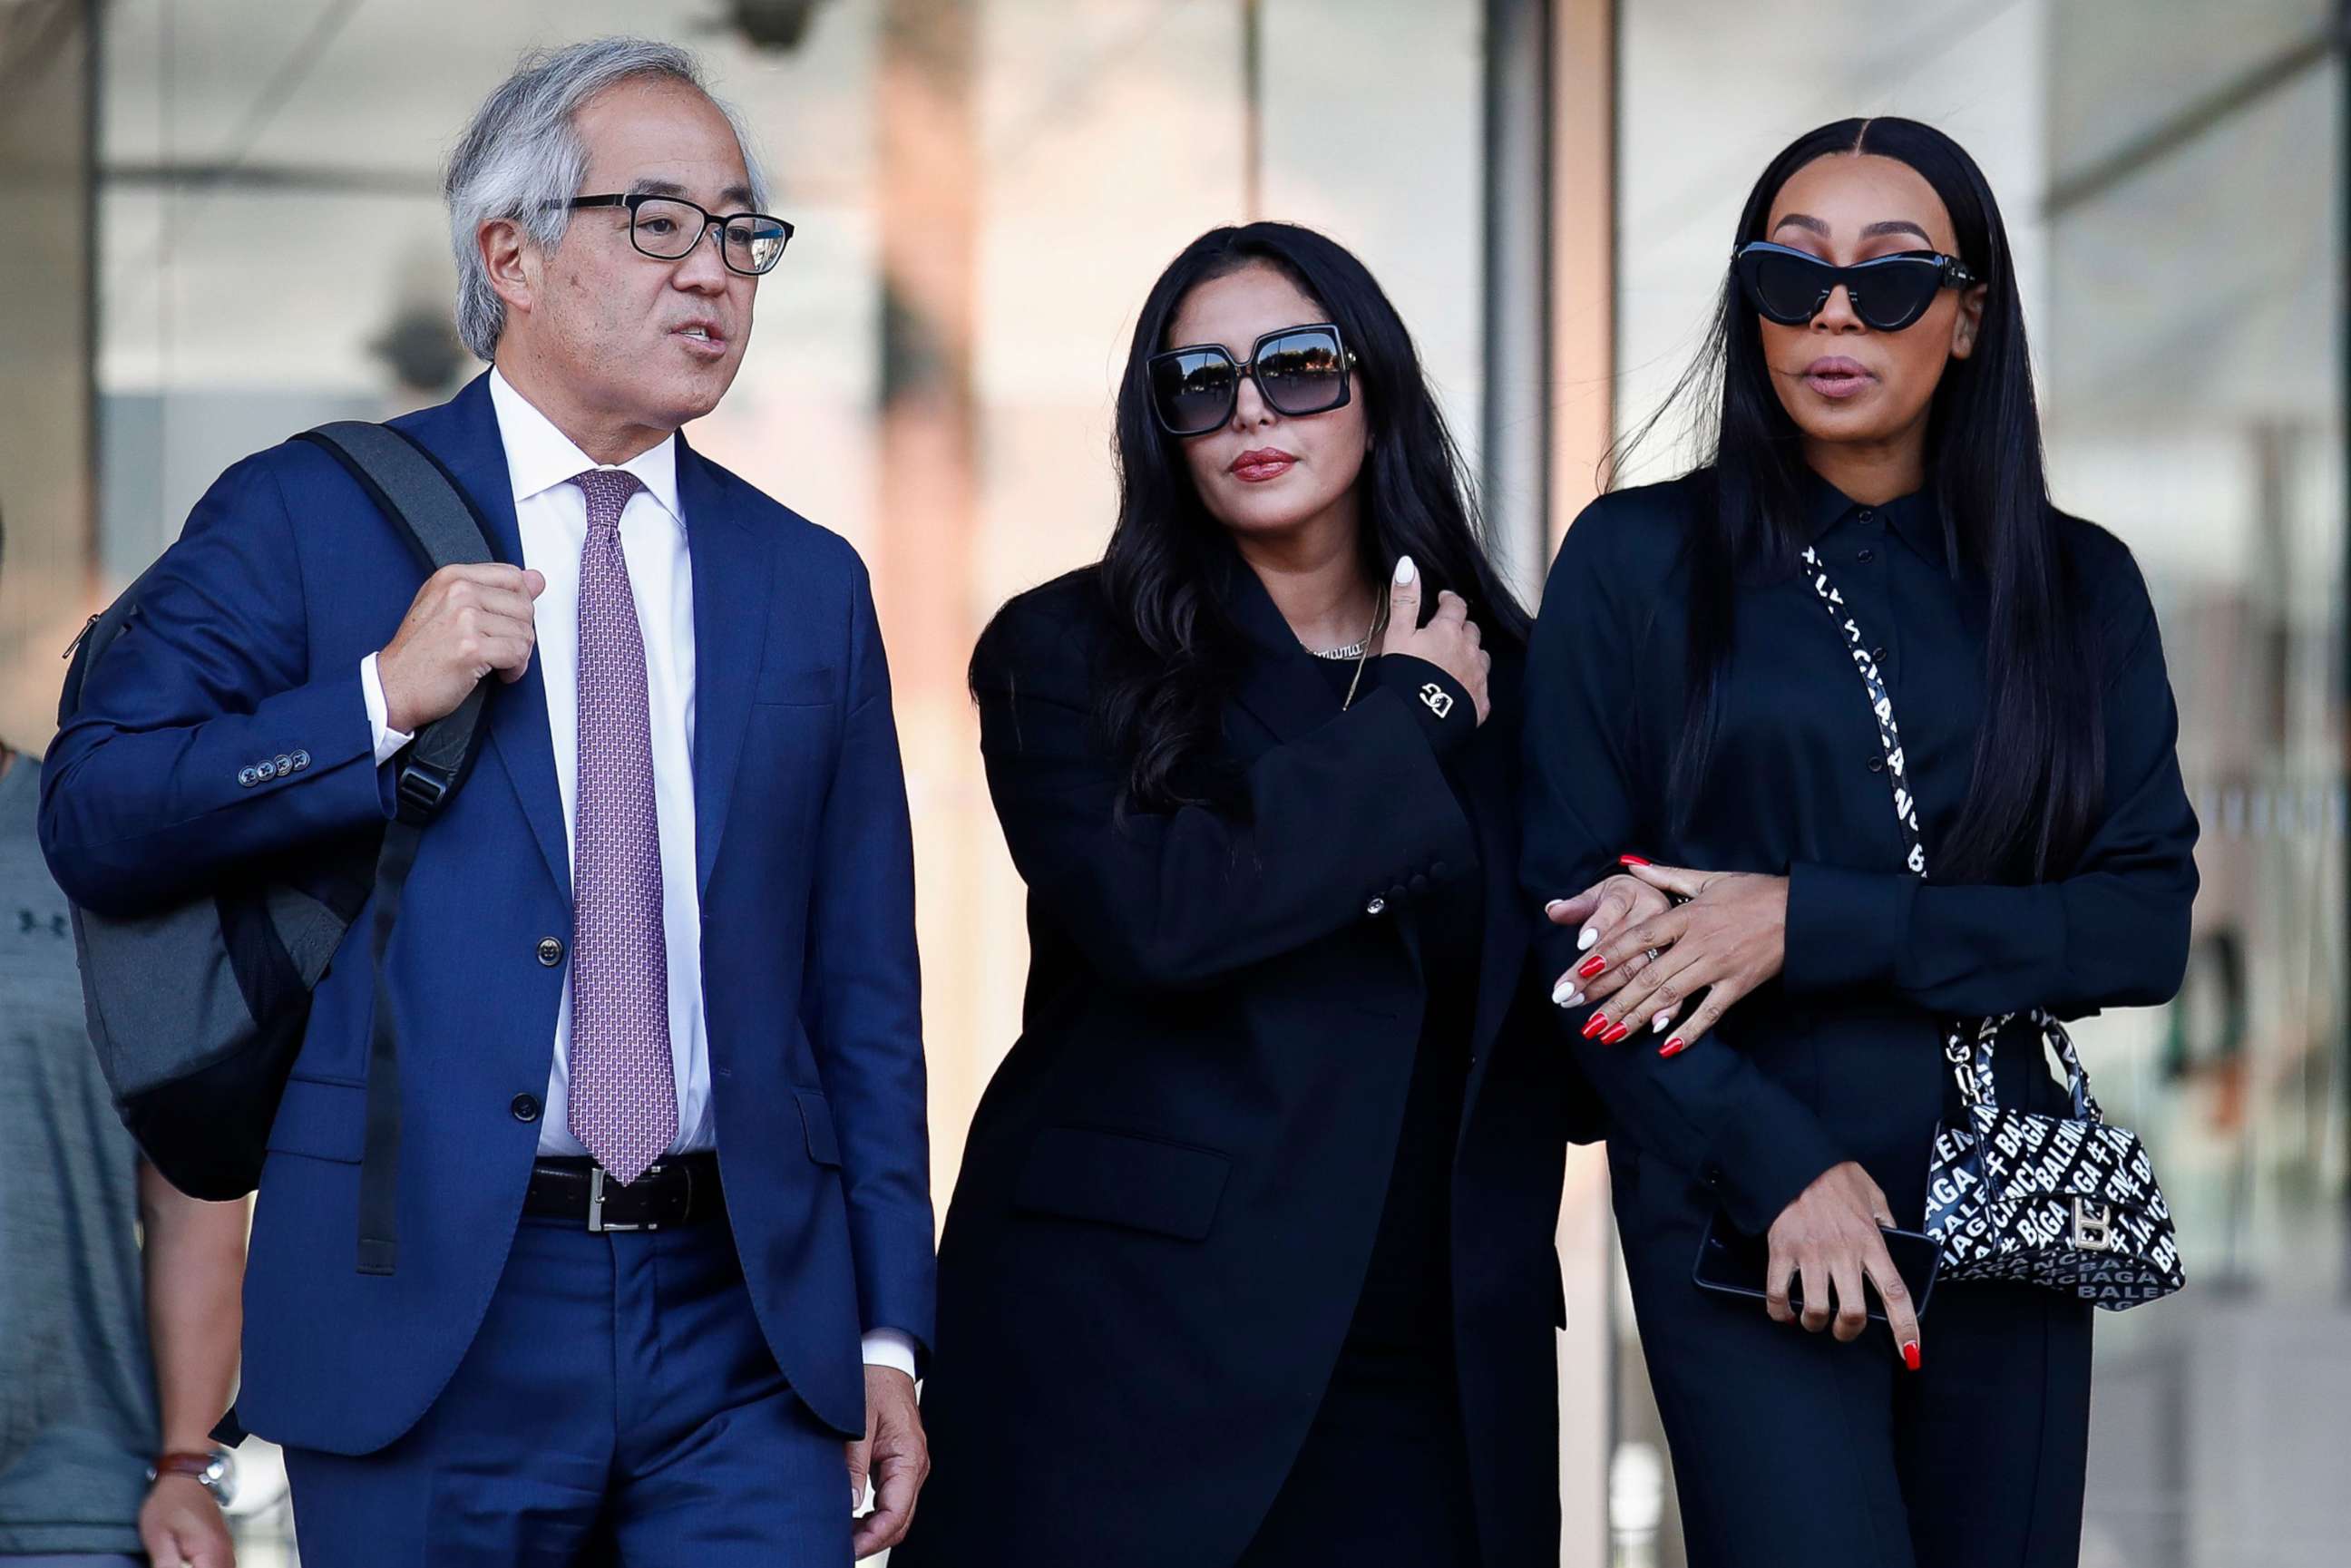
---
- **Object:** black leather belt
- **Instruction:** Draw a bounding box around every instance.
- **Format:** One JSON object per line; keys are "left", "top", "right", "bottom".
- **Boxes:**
{"left": 523, "top": 1153, "right": 724, "bottom": 1232}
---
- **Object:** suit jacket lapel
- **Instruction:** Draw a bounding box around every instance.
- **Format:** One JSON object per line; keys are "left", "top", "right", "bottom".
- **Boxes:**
{"left": 1219, "top": 555, "right": 1347, "bottom": 750}
{"left": 677, "top": 438, "right": 769, "bottom": 898}
{"left": 402, "top": 375, "right": 572, "bottom": 904}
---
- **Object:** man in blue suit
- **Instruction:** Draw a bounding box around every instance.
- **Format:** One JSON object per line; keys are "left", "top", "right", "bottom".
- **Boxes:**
{"left": 40, "top": 37, "right": 934, "bottom": 1563}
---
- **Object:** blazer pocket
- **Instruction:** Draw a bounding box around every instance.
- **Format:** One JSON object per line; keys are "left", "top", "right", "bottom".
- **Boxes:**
{"left": 756, "top": 663, "right": 839, "bottom": 706}
{"left": 1012, "top": 1125, "right": 1232, "bottom": 1242}
{"left": 265, "top": 1076, "right": 366, "bottom": 1164}
{"left": 795, "top": 1087, "right": 844, "bottom": 1167}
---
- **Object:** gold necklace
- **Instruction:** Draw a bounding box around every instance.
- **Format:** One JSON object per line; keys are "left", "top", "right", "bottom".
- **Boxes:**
{"left": 1339, "top": 597, "right": 1390, "bottom": 712}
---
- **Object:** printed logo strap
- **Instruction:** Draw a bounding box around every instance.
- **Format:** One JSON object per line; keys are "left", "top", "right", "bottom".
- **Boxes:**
{"left": 1798, "top": 546, "right": 1927, "bottom": 876}
{"left": 1796, "top": 545, "right": 2102, "bottom": 1125}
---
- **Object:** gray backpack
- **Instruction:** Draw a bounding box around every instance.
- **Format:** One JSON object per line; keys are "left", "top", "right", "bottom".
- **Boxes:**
{"left": 61, "top": 422, "right": 495, "bottom": 1275}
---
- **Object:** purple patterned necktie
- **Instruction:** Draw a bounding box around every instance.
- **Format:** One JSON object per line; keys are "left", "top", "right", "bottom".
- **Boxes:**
{"left": 566, "top": 467, "right": 678, "bottom": 1184}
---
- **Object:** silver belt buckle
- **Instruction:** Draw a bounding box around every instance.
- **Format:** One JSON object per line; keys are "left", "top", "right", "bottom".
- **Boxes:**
{"left": 587, "top": 1164, "right": 662, "bottom": 1234}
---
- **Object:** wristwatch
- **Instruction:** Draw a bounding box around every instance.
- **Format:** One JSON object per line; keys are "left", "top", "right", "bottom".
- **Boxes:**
{"left": 148, "top": 1446, "right": 238, "bottom": 1508}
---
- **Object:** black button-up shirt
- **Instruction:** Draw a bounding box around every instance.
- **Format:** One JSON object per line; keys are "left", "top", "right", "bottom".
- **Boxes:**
{"left": 1520, "top": 469, "right": 2200, "bottom": 1233}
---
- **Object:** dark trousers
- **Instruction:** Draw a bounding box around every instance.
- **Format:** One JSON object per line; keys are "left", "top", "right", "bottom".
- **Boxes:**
{"left": 1236, "top": 1342, "right": 1480, "bottom": 1568}
{"left": 282, "top": 1214, "right": 852, "bottom": 1566}
{"left": 1620, "top": 1155, "right": 2093, "bottom": 1568}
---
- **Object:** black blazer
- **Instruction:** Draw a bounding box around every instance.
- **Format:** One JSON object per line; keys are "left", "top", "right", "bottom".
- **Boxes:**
{"left": 897, "top": 560, "right": 1585, "bottom": 1568}
{"left": 1519, "top": 472, "right": 2199, "bottom": 1239}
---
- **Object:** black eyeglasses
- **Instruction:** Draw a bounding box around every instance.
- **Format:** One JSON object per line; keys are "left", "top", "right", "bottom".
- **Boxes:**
{"left": 554, "top": 193, "right": 795, "bottom": 277}
{"left": 1146, "top": 323, "right": 1357, "bottom": 438}
{"left": 1732, "top": 240, "right": 1977, "bottom": 333}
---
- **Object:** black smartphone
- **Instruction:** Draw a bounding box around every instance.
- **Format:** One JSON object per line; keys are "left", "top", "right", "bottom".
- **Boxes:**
{"left": 1691, "top": 1210, "right": 1940, "bottom": 1322}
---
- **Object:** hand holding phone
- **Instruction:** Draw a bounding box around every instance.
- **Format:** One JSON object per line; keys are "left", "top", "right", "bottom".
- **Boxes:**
{"left": 1692, "top": 1205, "right": 1938, "bottom": 1361}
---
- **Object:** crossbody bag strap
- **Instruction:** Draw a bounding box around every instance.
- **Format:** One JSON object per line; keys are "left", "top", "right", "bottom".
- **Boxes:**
{"left": 1795, "top": 545, "right": 2100, "bottom": 1123}
{"left": 1798, "top": 545, "right": 1930, "bottom": 875}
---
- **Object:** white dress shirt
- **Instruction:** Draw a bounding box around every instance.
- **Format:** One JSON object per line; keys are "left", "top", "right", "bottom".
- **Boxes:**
{"left": 360, "top": 370, "right": 914, "bottom": 1378}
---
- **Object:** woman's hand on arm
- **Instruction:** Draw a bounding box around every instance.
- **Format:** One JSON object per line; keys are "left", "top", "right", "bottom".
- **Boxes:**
{"left": 1520, "top": 496, "right": 1849, "bottom": 1235}
{"left": 1765, "top": 1161, "right": 1923, "bottom": 1369}
{"left": 1570, "top": 862, "right": 1787, "bottom": 1054}
{"left": 1541, "top": 865, "right": 1673, "bottom": 1008}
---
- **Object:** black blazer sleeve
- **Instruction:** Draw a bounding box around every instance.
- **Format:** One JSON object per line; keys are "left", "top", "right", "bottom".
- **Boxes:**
{"left": 972, "top": 594, "right": 1477, "bottom": 991}
{"left": 1782, "top": 544, "right": 2200, "bottom": 1018}
{"left": 1520, "top": 499, "right": 1848, "bottom": 1233}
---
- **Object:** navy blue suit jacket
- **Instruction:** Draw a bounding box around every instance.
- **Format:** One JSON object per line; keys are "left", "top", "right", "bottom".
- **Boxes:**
{"left": 41, "top": 375, "right": 934, "bottom": 1453}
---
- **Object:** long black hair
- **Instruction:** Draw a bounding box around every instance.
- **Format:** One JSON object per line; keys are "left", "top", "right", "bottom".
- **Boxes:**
{"left": 1082, "top": 221, "right": 1530, "bottom": 814}
{"left": 1617, "top": 117, "right": 2101, "bottom": 881}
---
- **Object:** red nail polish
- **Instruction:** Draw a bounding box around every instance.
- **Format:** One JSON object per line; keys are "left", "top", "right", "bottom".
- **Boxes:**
{"left": 1602, "top": 1022, "right": 1632, "bottom": 1045}
{"left": 1902, "top": 1340, "right": 1921, "bottom": 1371}
{"left": 1619, "top": 854, "right": 1651, "bottom": 866}
{"left": 1660, "top": 1037, "right": 1686, "bottom": 1057}
{"left": 1581, "top": 1013, "right": 1610, "bottom": 1040}
{"left": 1577, "top": 955, "right": 1606, "bottom": 979}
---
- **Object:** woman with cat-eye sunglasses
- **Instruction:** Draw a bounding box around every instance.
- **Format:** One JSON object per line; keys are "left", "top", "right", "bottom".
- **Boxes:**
{"left": 1520, "top": 118, "right": 2197, "bottom": 1568}
{"left": 1732, "top": 239, "right": 1977, "bottom": 331}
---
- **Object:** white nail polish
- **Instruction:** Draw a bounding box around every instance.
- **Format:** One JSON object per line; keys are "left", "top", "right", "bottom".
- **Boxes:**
{"left": 1566, "top": 989, "right": 1585, "bottom": 1008}
{"left": 1551, "top": 978, "right": 1575, "bottom": 1007}
{"left": 1653, "top": 1011, "right": 1673, "bottom": 1034}
{"left": 1394, "top": 554, "right": 1417, "bottom": 586}
{"left": 1577, "top": 927, "right": 1598, "bottom": 951}
{"left": 1545, "top": 899, "right": 1568, "bottom": 915}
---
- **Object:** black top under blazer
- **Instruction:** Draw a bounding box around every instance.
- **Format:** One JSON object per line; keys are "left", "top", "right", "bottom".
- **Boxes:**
{"left": 897, "top": 555, "right": 1585, "bottom": 1568}
{"left": 1519, "top": 470, "right": 2200, "bottom": 1241}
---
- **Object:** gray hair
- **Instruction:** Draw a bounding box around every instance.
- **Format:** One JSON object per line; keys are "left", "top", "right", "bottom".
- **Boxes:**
{"left": 444, "top": 37, "right": 771, "bottom": 362}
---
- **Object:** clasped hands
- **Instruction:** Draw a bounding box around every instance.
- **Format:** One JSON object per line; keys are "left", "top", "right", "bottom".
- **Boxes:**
{"left": 1545, "top": 861, "right": 1920, "bottom": 1367}
{"left": 1546, "top": 859, "right": 1787, "bottom": 1057}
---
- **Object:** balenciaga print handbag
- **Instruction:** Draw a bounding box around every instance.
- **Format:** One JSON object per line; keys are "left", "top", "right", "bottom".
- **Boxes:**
{"left": 1796, "top": 544, "right": 2184, "bottom": 1309}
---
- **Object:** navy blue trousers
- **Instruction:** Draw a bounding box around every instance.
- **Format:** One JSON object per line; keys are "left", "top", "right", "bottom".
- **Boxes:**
{"left": 1618, "top": 1147, "right": 2093, "bottom": 1568}
{"left": 282, "top": 1214, "right": 853, "bottom": 1566}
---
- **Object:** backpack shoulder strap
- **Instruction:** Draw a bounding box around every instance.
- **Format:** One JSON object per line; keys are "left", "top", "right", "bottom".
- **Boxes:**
{"left": 292, "top": 421, "right": 502, "bottom": 1277}
{"left": 293, "top": 421, "right": 499, "bottom": 815}
{"left": 297, "top": 421, "right": 495, "bottom": 573}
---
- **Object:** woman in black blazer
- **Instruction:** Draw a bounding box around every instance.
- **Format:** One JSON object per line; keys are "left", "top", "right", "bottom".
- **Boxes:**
{"left": 897, "top": 223, "right": 1629, "bottom": 1568}
{"left": 1519, "top": 120, "right": 2199, "bottom": 1566}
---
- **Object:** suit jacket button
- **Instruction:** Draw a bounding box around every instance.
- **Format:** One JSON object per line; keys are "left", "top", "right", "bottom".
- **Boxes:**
{"left": 1410, "top": 874, "right": 1429, "bottom": 893}
{"left": 511, "top": 1093, "right": 541, "bottom": 1123}
{"left": 536, "top": 937, "right": 565, "bottom": 968}
{"left": 290, "top": 750, "right": 312, "bottom": 772}
{"left": 1429, "top": 861, "right": 1448, "bottom": 878}
{"left": 1390, "top": 882, "right": 1409, "bottom": 901}
{"left": 1868, "top": 755, "right": 1886, "bottom": 774}
{"left": 1366, "top": 896, "right": 1389, "bottom": 917}
{"left": 238, "top": 766, "right": 259, "bottom": 788}
{"left": 256, "top": 759, "right": 278, "bottom": 781}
